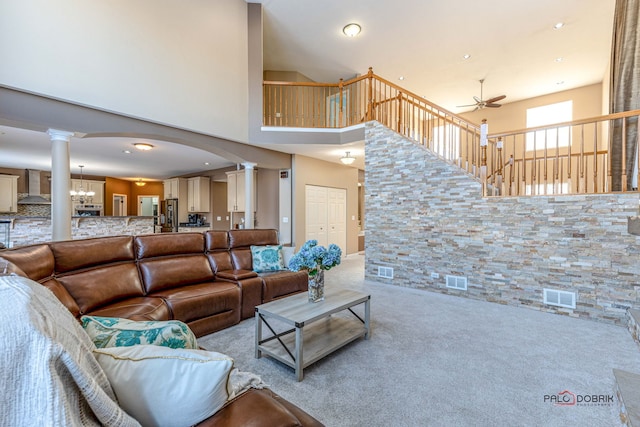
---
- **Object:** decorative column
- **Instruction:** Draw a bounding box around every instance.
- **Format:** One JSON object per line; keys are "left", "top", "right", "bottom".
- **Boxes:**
{"left": 243, "top": 162, "right": 256, "bottom": 229}
{"left": 47, "top": 129, "right": 74, "bottom": 241}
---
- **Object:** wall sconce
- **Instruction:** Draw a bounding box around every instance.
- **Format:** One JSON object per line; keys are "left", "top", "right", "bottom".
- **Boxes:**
{"left": 340, "top": 151, "right": 356, "bottom": 165}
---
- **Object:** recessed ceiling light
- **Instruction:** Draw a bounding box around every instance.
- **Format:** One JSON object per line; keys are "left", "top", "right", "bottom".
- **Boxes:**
{"left": 122, "top": 150, "right": 132, "bottom": 154}
{"left": 133, "top": 143, "right": 154, "bottom": 151}
{"left": 555, "top": 57, "right": 563, "bottom": 62}
{"left": 554, "top": 22, "right": 564, "bottom": 30}
{"left": 556, "top": 81, "right": 565, "bottom": 85}
{"left": 463, "top": 54, "right": 471, "bottom": 60}
{"left": 342, "top": 23, "right": 361, "bottom": 37}
{"left": 398, "top": 76, "right": 405, "bottom": 81}
{"left": 204, "top": 162, "right": 210, "bottom": 166}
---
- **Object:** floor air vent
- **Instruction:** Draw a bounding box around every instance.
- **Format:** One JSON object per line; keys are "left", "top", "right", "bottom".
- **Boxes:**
{"left": 446, "top": 275, "right": 467, "bottom": 290}
{"left": 543, "top": 288, "right": 576, "bottom": 309}
{"left": 378, "top": 266, "right": 394, "bottom": 279}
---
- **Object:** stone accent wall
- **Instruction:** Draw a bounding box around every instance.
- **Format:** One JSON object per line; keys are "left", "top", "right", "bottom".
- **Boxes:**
{"left": 365, "top": 121, "right": 640, "bottom": 325}
{"left": 0, "top": 217, "right": 155, "bottom": 247}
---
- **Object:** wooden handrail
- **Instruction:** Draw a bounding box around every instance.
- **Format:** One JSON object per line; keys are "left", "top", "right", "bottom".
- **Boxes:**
{"left": 263, "top": 68, "right": 640, "bottom": 197}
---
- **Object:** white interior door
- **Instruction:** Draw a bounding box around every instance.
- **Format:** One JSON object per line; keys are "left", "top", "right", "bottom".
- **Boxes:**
{"left": 305, "top": 185, "right": 328, "bottom": 247}
{"left": 305, "top": 185, "right": 346, "bottom": 253}
{"left": 113, "top": 194, "right": 127, "bottom": 216}
{"left": 328, "top": 188, "right": 347, "bottom": 253}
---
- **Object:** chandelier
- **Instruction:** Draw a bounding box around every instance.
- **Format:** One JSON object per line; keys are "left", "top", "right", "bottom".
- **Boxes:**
{"left": 70, "top": 165, "right": 95, "bottom": 204}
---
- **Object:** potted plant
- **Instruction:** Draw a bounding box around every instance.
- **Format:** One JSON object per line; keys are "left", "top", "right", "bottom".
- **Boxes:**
{"left": 288, "top": 240, "right": 342, "bottom": 302}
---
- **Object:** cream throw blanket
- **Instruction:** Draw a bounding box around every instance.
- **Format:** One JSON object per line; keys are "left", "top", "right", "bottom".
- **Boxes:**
{"left": 0, "top": 275, "right": 141, "bottom": 427}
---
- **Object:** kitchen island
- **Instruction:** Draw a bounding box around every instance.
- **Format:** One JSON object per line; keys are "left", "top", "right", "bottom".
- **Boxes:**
{"left": 0, "top": 216, "right": 156, "bottom": 248}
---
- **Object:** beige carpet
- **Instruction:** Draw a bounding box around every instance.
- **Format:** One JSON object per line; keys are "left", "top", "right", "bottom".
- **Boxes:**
{"left": 199, "top": 254, "right": 640, "bottom": 427}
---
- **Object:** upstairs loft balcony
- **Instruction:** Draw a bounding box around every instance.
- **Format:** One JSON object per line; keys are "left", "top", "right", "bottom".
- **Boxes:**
{"left": 263, "top": 68, "right": 640, "bottom": 197}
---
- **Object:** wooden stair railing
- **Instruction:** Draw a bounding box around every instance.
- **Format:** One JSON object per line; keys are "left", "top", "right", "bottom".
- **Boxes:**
{"left": 263, "top": 68, "right": 640, "bottom": 197}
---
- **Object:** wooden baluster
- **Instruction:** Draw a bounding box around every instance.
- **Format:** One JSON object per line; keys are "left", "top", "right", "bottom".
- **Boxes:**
{"left": 579, "top": 124, "right": 586, "bottom": 193}
{"left": 496, "top": 137, "right": 504, "bottom": 196}
{"left": 366, "top": 67, "right": 373, "bottom": 122}
{"left": 543, "top": 129, "right": 548, "bottom": 195}
{"left": 593, "top": 122, "right": 598, "bottom": 193}
{"left": 339, "top": 79, "right": 344, "bottom": 128}
{"left": 397, "top": 92, "right": 402, "bottom": 133}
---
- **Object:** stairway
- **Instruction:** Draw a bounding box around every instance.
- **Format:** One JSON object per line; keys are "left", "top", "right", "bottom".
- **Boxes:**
{"left": 616, "top": 309, "right": 640, "bottom": 426}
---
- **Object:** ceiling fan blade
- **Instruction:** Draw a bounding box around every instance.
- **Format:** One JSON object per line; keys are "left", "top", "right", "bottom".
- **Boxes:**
{"left": 485, "top": 95, "right": 506, "bottom": 104}
{"left": 485, "top": 103, "right": 502, "bottom": 108}
{"left": 473, "top": 96, "right": 481, "bottom": 103}
{"left": 456, "top": 103, "right": 478, "bottom": 108}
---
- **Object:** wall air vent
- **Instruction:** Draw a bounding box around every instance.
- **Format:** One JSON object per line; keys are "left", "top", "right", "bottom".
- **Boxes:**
{"left": 377, "top": 266, "right": 394, "bottom": 279}
{"left": 446, "top": 275, "right": 467, "bottom": 290}
{"left": 543, "top": 288, "right": 576, "bottom": 309}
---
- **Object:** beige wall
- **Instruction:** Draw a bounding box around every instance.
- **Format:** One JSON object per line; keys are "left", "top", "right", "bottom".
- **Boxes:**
{"left": 292, "top": 155, "right": 359, "bottom": 254}
{"left": 461, "top": 83, "right": 603, "bottom": 132}
{"left": 0, "top": 0, "right": 249, "bottom": 143}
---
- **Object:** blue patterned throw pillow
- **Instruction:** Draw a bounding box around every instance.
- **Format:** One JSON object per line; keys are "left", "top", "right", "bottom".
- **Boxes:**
{"left": 251, "top": 245, "right": 285, "bottom": 273}
{"left": 81, "top": 316, "right": 198, "bottom": 349}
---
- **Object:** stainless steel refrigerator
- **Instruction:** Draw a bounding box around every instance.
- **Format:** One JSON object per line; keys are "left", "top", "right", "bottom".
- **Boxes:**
{"left": 160, "top": 198, "right": 178, "bottom": 232}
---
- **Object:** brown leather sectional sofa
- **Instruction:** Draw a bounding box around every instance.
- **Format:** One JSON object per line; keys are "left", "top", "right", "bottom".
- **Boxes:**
{"left": 1, "top": 228, "right": 308, "bottom": 337}
{"left": 1, "top": 228, "right": 321, "bottom": 427}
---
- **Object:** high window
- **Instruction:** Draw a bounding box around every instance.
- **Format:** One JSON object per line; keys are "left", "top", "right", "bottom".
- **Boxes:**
{"left": 525, "top": 101, "right": 572, "bottom": 151}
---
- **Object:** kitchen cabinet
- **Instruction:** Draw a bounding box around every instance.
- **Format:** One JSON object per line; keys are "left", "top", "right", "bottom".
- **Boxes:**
{"left": 0, "top": 175, "right": 19, "bottom": 213}
{"left": 71, "top": 179, "right": 105, "bottom": 204}
{"left": 226, "top": 170, "right": 257, "bottom": 212}
{"left": 187, "top": 177, "right": 210, "bottom": 212}
{"left": 163, "top": 178, "right": 186, "bottom": 200}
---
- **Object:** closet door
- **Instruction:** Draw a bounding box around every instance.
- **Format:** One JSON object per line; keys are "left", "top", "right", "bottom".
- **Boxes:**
{"left": 327, "top": 188, "right": 347, "bottom": 253}
{"left": 305, "top": 185, "right": 328, "bottom": 247}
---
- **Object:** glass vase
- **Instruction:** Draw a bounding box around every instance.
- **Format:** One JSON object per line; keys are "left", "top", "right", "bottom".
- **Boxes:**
{"left": 308, "top": 270, "right": 325, "bottom": 303}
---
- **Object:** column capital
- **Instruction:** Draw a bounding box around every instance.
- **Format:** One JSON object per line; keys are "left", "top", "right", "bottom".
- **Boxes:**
{"left": 242, "top": 162, "right": 257, "bottom": 170}
{"left": 47, "top": 129, "right": 74, "bottom": 142}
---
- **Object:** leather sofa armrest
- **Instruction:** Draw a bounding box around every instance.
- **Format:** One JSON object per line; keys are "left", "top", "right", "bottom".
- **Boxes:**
{"left": 216, "top": 270, "right": 258, "bottom": 281}
{"left": 195, "top": 388, "right": 323, "bottom": 427}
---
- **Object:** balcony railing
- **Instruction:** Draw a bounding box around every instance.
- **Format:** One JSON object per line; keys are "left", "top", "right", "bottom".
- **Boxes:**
{"left": 263, "top": 68, "right": 640, "bottom": 197}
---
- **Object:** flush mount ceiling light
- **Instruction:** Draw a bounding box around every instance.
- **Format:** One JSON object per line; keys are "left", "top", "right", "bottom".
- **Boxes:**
{"left": 133, "top": 143, "right": 154, "bottom": 151}
{"left": 135, "top": 179, "right": 146, "bottom": 187}
{"left": 554, "top": 22, "right": 565, "bottom": 30}
{"left": 342, "top": 23, "right": 361, "bottom": 37}
{"left": 340, "top": 151, "right": 356, "bottom": 165}
{"left": 463, "top": 54, "right": 471, "bottom": 60}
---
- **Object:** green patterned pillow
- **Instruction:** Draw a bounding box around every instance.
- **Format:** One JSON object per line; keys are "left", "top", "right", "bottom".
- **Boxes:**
{"left": 251, "top": 245, "right": 285, "bottom": 273}
{"left": 81, "top": 316, "right": 198, "bottom": 349}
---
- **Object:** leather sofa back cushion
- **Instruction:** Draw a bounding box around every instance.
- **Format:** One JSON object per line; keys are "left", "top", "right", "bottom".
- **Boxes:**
{"left": 204, "top": 231, "right": 228, "bottom": 251}
{"left": 0, "top": 244, "right": 55, "bottom": 281}
{"left": 135, "top": 233, "right": 204, "bottom": 259}
{"left": 228, "top": 229, "right": 278, "bottom": 249}
{"left": 139, "top": 255, "right": 215, "bottom": 293}
{"left": 57, "top": 263, "right": 144, "bottom": 314}
{"left": 230, "top": 249, "right": 253, "bottom": 271}
{"left": 50, "top": 236, "right": 135, "bottom": 273}
{"left": 206, "top": 252, "right": 233, "bottom": 272}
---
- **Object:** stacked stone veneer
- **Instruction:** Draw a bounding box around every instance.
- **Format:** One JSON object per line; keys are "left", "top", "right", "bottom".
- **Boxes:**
{"left": 1, "top": 217, "right": 155, "bottom": 247}
{"left": 365, "top": 121, "right": 640, "bottom": 325}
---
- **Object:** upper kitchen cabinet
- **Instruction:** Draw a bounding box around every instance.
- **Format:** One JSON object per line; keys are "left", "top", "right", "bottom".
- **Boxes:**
{"left": 226, "top": 170, "right": 257, "bottom": 212}
{"left": 187, "top": 177, "right": 210, "bottom": 212}
{"left": 0, "top": 175, "right": 19, "bottom": 213}
{"left": 71, "top": 179, "right": 105, "bottom": 204}
{"left": 163, "top": 178, "right": 187, "bottom": 200}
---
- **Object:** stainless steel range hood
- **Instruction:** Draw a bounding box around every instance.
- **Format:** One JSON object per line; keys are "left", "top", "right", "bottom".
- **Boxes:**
{"left": 17, "top": 169, "right": 51, "bottom": 205}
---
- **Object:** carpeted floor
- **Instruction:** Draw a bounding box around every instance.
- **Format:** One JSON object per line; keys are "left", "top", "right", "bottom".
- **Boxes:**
{"left": 198, "top": 254, "right": 640, "bottom": 427}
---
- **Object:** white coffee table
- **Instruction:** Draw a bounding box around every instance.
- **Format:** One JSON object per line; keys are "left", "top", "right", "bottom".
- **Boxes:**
{"left": 255, "top": 288, "right": 371, "bottom": 381}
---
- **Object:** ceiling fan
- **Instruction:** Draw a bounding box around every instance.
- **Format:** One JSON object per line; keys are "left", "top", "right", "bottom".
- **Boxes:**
{"left": 457, "top": 79, "right": 506, "bottom": 111}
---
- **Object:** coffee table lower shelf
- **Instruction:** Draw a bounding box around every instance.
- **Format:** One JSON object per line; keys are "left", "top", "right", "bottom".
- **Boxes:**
{"left": 257, "top": 316, "right": 366, "bottom": 379}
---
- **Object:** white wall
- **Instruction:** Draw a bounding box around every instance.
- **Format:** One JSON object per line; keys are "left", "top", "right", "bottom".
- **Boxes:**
{"left": 0, "top": 0, "right": 248, "bottom": 143}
